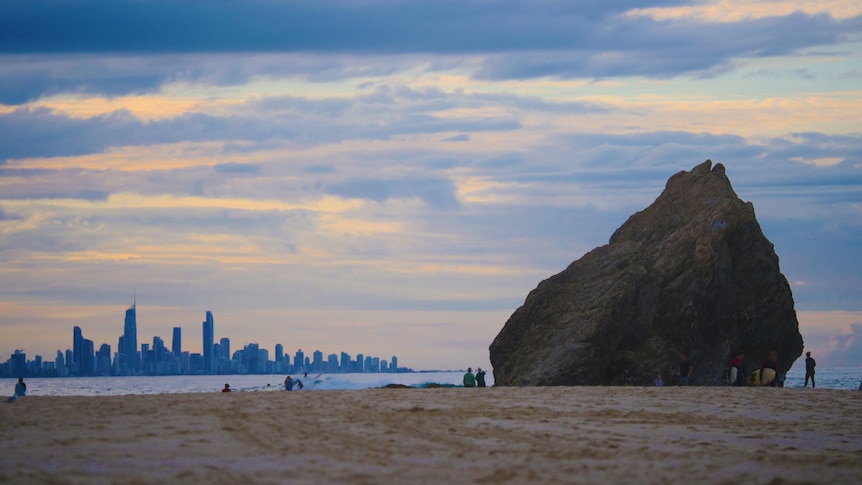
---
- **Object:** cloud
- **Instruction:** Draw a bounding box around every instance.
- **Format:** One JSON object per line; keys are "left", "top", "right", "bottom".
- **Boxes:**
{"left": 828, "top": 322, "right": 862, "bottom": 366}
{"left": 213, "top": 163, "right": 261, "bottom": 175}
{"left": 1, "top": 2, "right": 860, "bottom": 102}
{"left": 328, "top": 177, "right": 461, "bottom": 210}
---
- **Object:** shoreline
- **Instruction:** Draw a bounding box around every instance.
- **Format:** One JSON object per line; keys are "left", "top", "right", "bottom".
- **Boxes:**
{"left": 2, "top": 387, "right": 861, "bottom": 483}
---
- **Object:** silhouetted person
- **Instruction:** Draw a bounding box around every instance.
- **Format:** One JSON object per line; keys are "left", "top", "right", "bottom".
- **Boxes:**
{"left": 222, "top": 383, "right": 232, "bottom": 392}
{"left": 804, "top": 352, "right": 816, "bottom": 388}
{"left": 476, "top": 368, "right": 487, "bottom": 387}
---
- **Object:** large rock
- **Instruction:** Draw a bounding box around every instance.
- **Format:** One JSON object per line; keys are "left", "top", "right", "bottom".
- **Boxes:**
{"left": 489, "top": 160, "right": 803, "bottom": 386}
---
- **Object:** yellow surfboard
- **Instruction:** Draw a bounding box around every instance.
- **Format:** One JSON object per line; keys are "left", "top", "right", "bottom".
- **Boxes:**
{"left": 750, "top": 368, "right": 776, "bottom": 386}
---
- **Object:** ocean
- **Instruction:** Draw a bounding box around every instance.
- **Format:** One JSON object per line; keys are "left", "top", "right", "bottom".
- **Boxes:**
{"left": 3, "top": 367, "right": 859, "bottom": 396}
{"left": 2, "top": 372, "right": 489, "bottom": 397}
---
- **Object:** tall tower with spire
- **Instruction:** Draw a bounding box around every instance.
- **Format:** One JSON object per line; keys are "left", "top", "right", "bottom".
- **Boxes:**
{"left": 123, "top": 294, "right": 139, "bottom": 373}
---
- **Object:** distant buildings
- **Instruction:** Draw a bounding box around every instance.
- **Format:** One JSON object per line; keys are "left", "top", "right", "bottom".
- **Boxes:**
{"left": 1, "top": 304, "right": 410, "bottom": 378}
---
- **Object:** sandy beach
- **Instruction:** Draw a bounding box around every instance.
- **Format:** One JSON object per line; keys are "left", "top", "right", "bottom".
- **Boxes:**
{"left": 1, "top": 386, "right": 861, "bottom": 484}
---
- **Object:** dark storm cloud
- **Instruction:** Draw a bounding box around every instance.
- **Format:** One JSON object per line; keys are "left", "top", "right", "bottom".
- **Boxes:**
{"left": 1, "top": 2, "right": 859, "bottom": 103}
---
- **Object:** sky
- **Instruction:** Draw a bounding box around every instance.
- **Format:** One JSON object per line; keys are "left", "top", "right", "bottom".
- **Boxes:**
{"left": 1, "top": 0, "right": 860, "bottom": 372}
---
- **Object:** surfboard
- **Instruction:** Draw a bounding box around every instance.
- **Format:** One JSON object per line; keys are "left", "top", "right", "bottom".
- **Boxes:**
{"left": 729, "top": 367, "right": 738, "bottom": 384}
{"left": 751, "top": 368, "right": 776, "bottom": 386}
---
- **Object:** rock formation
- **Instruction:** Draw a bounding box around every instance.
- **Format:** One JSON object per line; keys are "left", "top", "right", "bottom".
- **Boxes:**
{"left": 489, "top": 160, "right": 803, "bottom": 386}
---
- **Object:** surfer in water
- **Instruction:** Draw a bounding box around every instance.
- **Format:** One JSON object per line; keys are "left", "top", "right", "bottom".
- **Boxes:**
{"left": 284, "top": 375, "right": 294, "bottom": 391}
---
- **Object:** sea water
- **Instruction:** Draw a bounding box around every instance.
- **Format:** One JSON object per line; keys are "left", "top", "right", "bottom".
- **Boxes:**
{"left": 3, "top": 368, "right": 859, "bottom": 396}
{"left": 1, "top": 372, "right": 490, "bottom": 397}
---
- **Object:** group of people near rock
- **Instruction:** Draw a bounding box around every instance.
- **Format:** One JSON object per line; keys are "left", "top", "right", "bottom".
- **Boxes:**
{"left": 619, "top": 350, "right": 813, "bottom": 387}
{"left": 462, "top": 367, "right": 487, "bottom": 387}
{"left": 726, "top": 349, "right": 796, "bottom": 387}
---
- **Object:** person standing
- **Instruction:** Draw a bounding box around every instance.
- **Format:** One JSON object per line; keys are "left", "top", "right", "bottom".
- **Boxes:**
{"left": 804, "top": 352, "right": 816, "bottom": 388}
{"left": 654, "top": 373, "right": 663, "bottom": 387}
{"left": 463, "top": 367, "right": 476, "bottom": 388}
{"left": 476, "top": 368, "right": 487, "bottom": 388}
{"left": 727, "top": 351, "right": 749, "bottom": 386}
{"left": 677, "top": 353, "right": 693, "bottom": 385}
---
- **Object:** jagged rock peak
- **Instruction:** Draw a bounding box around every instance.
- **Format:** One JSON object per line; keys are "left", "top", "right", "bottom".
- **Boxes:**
{"left": 489, "top": 160, "right": 802, "bottom": 386}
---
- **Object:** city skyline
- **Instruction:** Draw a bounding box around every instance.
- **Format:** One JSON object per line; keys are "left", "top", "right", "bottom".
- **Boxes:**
{"left": 2, "top": 305, "right": 408, "bottom": 378}
{"left": 1, "top": 1, "right": 861, "bottom": 371}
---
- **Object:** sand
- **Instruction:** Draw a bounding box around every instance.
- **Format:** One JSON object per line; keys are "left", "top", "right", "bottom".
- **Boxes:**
{"left": 1, "top": 386, "right": 861, "bottom": 484}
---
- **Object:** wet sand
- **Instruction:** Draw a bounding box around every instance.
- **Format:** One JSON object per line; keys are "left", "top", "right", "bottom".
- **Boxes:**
{"left": 1, "top": 386, "right": 861, "bottom": 484}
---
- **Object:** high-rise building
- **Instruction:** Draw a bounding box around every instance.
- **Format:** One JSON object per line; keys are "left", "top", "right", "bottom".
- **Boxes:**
{"left": 202, "top": 311, "right": 214, "bottom": 373}
{"left": 391, "top": 356, "right": 398, "bottom": 372}
{"left": 9, "top": 350, "right": 26, "bottom": 376}
{"left": 219, "top": 337, "right": 230, "bottom": 361}
{"left": 65, "top": 349, "right": 74, "bottom": 375}
{"left": 294, "top": 349, "right": 305, "bottom": 373}
{"left": 172, "top": 327, "right": 182, "bottom": 357}
{"left": 96, "top": 343, "right": 112, "bottom": 376}
{"left": 312, "top": 350, "right": 324, "bottom": 372}
{"left": 123, "top": 302, "right": 139, "bottom": 373}
{"left": 72, "top": 326, "right": 84, "bottom": 375}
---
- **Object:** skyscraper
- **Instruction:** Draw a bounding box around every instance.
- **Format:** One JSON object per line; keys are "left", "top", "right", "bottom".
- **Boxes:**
{"left": 202, "top": 311, "right": 214, "bottom": 373}
{"left": 172, "top": 327, "right": 182, "bottom": 357}
{"left": 73, "top": 326, "right": 84, "bottom": 375}
{"left": 123, "top": 302, "right": 139, "bottom": 373}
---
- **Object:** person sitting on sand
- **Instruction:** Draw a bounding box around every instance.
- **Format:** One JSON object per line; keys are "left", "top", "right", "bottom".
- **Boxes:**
{"left": 760, "top": 351, "right": 779, "bottom": 387}
{"left": 6, "top": 377, "right": 26, "bottom": 402}
{"left": 463, "top": 368, "right": 476, "bottom": 387}
{"left": 222, "top": 383, "right": 232, "bottom": 393}
{"left": 677, "top": 353, "right": 693, "bottom": 385}
{"left": 476, "top": 368, "right": 487, "bottom": 387}
{"left": 728, "top": 351, "right": 749, "bottom": 386}
{"left": 284, "top": 376, "right": 294, "bottom": 391}
{"left": 622, "top": 369, "right": 634, "bottom": 386}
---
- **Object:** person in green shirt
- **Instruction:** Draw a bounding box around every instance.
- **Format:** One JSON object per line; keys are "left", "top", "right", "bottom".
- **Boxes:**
{"left": 463, "top": 367, "right": 476, "bottom": 387}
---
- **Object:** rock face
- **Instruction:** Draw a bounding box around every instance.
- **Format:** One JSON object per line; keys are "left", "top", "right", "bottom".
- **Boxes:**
{"left": 489, "top": 161, "right": 803, "bottom": 386}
